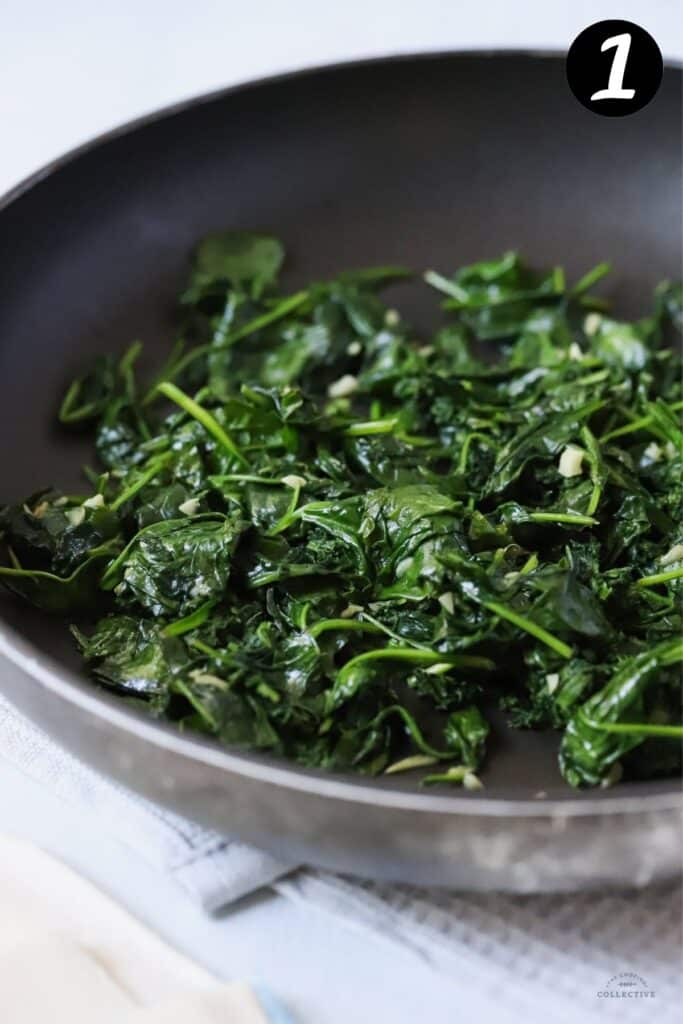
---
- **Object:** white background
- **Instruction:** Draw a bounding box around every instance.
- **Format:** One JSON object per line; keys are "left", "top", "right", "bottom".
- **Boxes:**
{"left": 1, "top": 4, "right": 682, "bottom": 1023}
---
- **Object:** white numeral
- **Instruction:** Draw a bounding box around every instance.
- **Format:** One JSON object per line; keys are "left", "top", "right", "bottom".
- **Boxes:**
{"left": 590, "top": 33, "right": 636, "bottom": 101}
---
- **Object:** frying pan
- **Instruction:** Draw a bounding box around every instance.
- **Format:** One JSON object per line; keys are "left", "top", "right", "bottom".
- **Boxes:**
{"left": 0, "top": 52, "right": 681, "bottom": 891}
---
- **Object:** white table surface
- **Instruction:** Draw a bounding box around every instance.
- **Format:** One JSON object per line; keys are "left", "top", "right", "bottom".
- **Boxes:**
{"left": 1, "top": 4, "right": 681, "bottom": 1022}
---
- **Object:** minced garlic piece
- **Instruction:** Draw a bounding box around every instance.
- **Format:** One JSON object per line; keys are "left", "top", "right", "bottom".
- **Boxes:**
{"left": 83, "top": 494, "right": 105, "bottom": 510}
{"left": 463, "top": 771, "right": 484, "bottom": 791}
{"left": 558, "top": 445, "right": 585, "bottom": 478}
{"left": 340, "top": 604, "right": 364, "bottom": 619}
{"left": 660, "top": 544, "right": 683, "bottom": 567}
{"left": 65, "top": 507, "right": 86, "bottom": 527}
{"left": 281, "top": 474, "right": 306, "bottom": 489}
{"left": 643, "top": 442, "right": 662, "bottom": 463}
{"left": 178, "top": 498, "right": 200, "bottom": 516}
{"left": 327, "top": 374, "right": 358, "bottom": 399}
{"left": 584, "top": 312, "right": 602, "bottom": 336}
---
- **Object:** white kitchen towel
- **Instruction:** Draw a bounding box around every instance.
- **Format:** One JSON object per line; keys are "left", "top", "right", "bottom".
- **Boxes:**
{"left": 1, "top": 693, "right": 681, "bottom": 1024}
{"left": 0, "top": 835, "right": 292, "bottom": 1024}
{"left": 0, "top": 695, "right": 293, "bottom": 909}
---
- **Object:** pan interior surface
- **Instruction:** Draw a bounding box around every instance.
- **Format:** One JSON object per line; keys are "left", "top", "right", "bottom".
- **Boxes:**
{"left": 0, "top": 53, "right": 681, "bottom": 808}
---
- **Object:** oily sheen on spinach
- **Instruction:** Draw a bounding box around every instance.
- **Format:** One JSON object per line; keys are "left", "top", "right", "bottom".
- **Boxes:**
{"left": 1, "top": 232, "right": 681, "bottom": 788}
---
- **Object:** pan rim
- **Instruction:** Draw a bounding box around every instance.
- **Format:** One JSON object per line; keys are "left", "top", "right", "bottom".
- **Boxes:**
{"left": 1, "top": 49, "right": 681, "bottom": 820}
{"left": 1, "top": 46, "right": 680, "bottom": 214}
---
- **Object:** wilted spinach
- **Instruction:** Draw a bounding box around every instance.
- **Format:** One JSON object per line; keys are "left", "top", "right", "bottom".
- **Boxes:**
{"left": 1, "top": 232, "right": 681, "bottom": 788}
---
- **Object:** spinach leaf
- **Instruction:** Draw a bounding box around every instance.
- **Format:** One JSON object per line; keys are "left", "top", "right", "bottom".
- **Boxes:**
{"left": 184, "top": 231, "right": 284, "bottom": 301}
{"left": 102, "top": 513, "right": 247, "bottom": 617}
{"left": 560, "top": 638, "right": 683, "bottom": 786}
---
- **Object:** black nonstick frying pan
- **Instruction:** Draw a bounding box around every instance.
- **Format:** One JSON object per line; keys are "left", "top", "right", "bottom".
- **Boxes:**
{"left": 0, "top": 52, "right": 681, "bottom": 891}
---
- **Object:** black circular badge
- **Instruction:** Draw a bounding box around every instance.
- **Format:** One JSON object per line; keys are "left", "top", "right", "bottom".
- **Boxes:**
{"left": 567, "top": 20, "right": 663, "bottom": 116}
